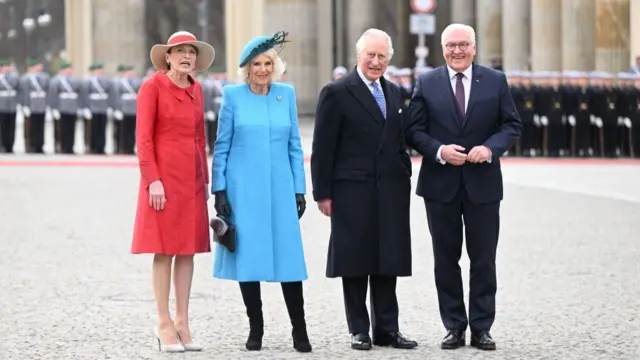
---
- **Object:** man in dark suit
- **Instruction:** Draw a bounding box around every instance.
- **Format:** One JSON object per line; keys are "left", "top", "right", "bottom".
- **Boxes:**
{"left": 405, "top": 23, "right": 521, "bottom": 351}
{"left": 310, "top": 28, "right": 417, "bottom": 351}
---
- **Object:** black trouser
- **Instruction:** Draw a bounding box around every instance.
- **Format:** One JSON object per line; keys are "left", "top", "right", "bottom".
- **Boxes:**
{"left": 425, "top": 186, "right": 499, "bottom": 333}
{"left": 239, "top": 281, "right": 307, "bottom": 330}
{"left": 25, "top": 113, "right": 45, "bottom": 153}
{"left": 89, "top": 113, "right": 107, "bottom": 154}
{"left": 59, "top": 113, "right": 77, "bottom": 154}
{"left": 206, "top": 120, "right": 217, "bottom": 155}
{"left": 632, "top": 116, "right": 640, "bottom": 158}
{"left": 574, "top": 114, "right": 592, "bottom": 156}
{"left": 0, "top": 112, "right": 16, "bottom": 153}
{"left": 547, "top": 115, "right": 565, "bottom": 156}
{"left": 602, "top": 115, "right": 618, "bottom": 157}
{"left": 342, "top": 275, "right": 399, "bottom": 335}
{"left": 520, "top": 120, "right": 535, "bottom": 155}
{"left": 119, "top": 115, "right": 136, "bottom": 155}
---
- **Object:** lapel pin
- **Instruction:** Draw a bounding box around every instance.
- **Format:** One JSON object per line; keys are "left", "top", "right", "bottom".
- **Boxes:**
{"left": 276, "top": 95, "right": 282, "bottom": 101}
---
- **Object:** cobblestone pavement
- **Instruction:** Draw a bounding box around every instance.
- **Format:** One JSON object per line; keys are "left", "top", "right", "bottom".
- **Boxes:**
{"left": 1, "top": 139, "right": 640, "bottom": 359}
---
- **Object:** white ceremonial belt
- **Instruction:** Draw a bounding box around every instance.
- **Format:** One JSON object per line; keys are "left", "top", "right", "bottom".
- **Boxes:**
{"left": 121, "top": 93, "right": 137, "bottom": 100}
{"left": 89, "top": 93, "right": 108, "bottom": 100}
{"left": 30, "top": 91, "right": 46, "bottom": 98}
{"left": 0, "top": 90, "right": 17, "bottom": 97}
{"left": 60, "top": 92, "right": 78, "bottom": 99}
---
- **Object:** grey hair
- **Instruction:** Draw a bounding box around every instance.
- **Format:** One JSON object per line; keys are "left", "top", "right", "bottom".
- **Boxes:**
{"left": 237, "top": 48, "right": 287, "bottom": 83}
{"left": 441, "top": 23, "right": 476, "bottom": 45}
{"left": 356, "top": 28, "right": 394, "bottom": 60}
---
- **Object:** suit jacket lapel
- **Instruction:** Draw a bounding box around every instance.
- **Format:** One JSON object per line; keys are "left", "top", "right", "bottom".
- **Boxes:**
{"left": 347, "top": 70, "right": 384, "bottom": 125}
{"left": 438, "top": 66, "right": 464, "bottom": 128}
{"left": 463, "top": 63, "right": 484, "bottom": 129}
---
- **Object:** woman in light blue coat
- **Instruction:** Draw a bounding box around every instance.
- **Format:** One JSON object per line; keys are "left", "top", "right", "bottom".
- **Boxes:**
{"left": 210, "top": 31, "right": 311, "bottom": 353}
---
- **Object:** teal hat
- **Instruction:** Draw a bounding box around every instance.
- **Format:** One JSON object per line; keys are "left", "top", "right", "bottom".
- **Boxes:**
{"left": 59, "top": 61, "right": 71, "bottom": 69}
{"left": 27, "top": 58, "right": 40, "bottom": 67}
{"left": 0, "top": 59, "right": 9, "bottom": 66}
{"left": 238, "top": 31, "right": 289, "bottom": 68}
{"left": 116, "top": 64, "right": 126, "bottom": 72}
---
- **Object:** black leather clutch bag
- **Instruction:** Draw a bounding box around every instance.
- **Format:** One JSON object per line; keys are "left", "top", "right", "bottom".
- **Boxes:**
{"left": 210, "top": 216, "right": 236, "bottom": 253}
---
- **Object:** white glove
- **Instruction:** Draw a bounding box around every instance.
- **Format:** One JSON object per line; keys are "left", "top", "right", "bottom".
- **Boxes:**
{"left": 590, "top": 115, "right": 596, "bottom": 124}
{"left": 541, "top": 116, "right": 549, "bottom": 126}
{"left": 83, "top": 108, "right": 92, "bottom": 120}
{"left": 624, "top": 117, "right": 632, "bottom": 128}
{"left": 561, "top": 115, "right": 567, "bottom": 125}
{"left": 533, "top": 114, "right": 540, "bottom": 126}
{"left": 568, "top": 115, "right": 576, "bottom": 126}
{"left": 596, "top": 118, "right": 603, "bottom": 128}
{"left": 617, "top": 117, "right": 623, "bottom": 125}
{"left": 206, "top": 111, "right": 215, "bottom": 121}
{"left": 23, "top": 107, "right": 31, "bottom": 117}
{"left": 114, "top": 110, "right": 123, "bottom": 121}
{"left": 52, "top": 109, "right": 61, "bottom": 120}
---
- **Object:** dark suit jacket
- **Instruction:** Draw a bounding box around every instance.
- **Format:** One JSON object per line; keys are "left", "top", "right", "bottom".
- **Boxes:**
{"left": 405, "top": 64, "right": 521, "bottom": 204}
{"left": 310, "top": 69, "right": 413, "bottom": 277}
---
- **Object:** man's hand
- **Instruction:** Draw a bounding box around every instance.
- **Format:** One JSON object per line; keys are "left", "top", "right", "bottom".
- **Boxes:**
{"left": 317, "top": 199, "right": 332, "bottom": 217}
{"left": 467, "top": 145, "right": 491, "bottom": 163}
{"left": 441, "top": 144, "right": 467, "bottom": 166}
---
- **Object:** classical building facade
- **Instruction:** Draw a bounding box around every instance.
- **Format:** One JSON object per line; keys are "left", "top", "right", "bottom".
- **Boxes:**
{"left": 62, "top": 0, "right": 640, "bottom": 115}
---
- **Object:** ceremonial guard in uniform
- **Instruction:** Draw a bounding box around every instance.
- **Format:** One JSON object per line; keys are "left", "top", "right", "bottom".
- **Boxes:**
{"left": 601, "top": 73, "right": 619, "bottom": 157}
{"left": 534, "top": 72, "right": 564, "bottom": 156}
{"left": 81, "top": 63, "right": 115, "bottom": 154}
{"left": 561, "top": 72, "right": 591, "bottom": 157}
{"left": 396, "top": 68, "right": 413, "bottom": 105}
{"left": 0, "top": 59, "right": 20, "bottom": 153}
{"left": 113, "top": 65, "right": 140, "bottom": 154}
{"left": 509, "top": 71, "right": 536, "bottom": 156}
{"left": 19, "top": 59, "right": 49, "bottom": 153}
{"left": 588, "top": 72, "right": 606, "bottom": 156}
{"left": 202, "top": 68, "right": 222, "bottom": 155}
{"left": 332, "top": 66, "right": 347, "bottom": 81}
{"left": 110, "top": 64, "right": 127, "bottom": 153}
{"left": 616, "top": 73, "right": 635, "bottom": 157}
{"left": 47, "top": 61, "right": 82, "bottom": 154}
{"left": 631, "top": 74, "right": 640, "bottom": 158}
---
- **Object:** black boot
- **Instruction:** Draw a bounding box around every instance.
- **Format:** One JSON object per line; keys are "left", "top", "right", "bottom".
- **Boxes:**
{"left": 281, "top": 281, "right": 312, "bottom": 353}
{"left": 239, "top": 282, "right": 264, "bottom": 351}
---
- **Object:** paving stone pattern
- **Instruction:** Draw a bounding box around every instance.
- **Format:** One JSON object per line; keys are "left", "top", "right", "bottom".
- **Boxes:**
{"left": 1, "top": 154, "right": 639, "bottom": 360}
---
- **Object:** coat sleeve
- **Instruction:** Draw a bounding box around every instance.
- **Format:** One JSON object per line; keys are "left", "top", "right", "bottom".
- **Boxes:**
{"left": 405, "top": 74, "right": 444, "bottom": 163}
{"left": 310, "top": 84, "right": 341, "bottom": 201}
{"left": 135, "top": 80, "right": 160, "bottom": 188}
{"left": 197, "top": 83, "right": 209, "bottom": 184}
{"left": 211, "top": 86, "right": 234, "bottom": 193}
{"left": 287, "top": 86, "right": 306, "bottom": 195}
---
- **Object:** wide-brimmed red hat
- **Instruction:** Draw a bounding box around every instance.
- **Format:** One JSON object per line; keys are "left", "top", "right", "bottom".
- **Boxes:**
{"left": 150, "top": 31, "right": 215, "bottom": 71}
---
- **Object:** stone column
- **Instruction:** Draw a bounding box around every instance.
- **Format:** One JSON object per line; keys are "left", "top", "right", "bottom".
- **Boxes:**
{"left": 530, "top": 0, "right": 562, "bottom": 71}
{"left": 595, "top": 0, "right": 630, "bottom": 72}
{"left": 501, "top": 0, "right": 529, "bottom": 71}
{"left": 450, "top": 0, "right": 476, "bottom": 28}
{"left": 316, "top": 0, "right": 333, "bottom": 86}
{"left": 92, "top": 0, "right": 146, "bottom": 75}
{"left": 475, "top": 0, "right": 502, "bottom": 67}
{"left": 631, "top": 0, "right": 640, "bottom": 66}
{"left": 561, "top": 0, "right": 596, "bottom": 71}
{"left": 64, "top": 0, "right": 93, "bottom": 77}
{"left": 263, "top": 0, "right": 318, "bottom": 115}
{"left": 224, "top": 0, "right": 265, "bottom": 81}
{"left": 345, "top": 0, "right": 376, "bottom": 69}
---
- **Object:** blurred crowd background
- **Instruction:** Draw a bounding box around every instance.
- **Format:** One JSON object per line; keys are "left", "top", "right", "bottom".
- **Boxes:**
{"left": 0, "top": 0, "right": 639, "bottom": 157}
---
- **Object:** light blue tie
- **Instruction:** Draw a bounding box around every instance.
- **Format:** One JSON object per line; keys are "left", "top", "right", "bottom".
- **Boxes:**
{"left": 371, "top": 81, "right": 386, "bottom": 119}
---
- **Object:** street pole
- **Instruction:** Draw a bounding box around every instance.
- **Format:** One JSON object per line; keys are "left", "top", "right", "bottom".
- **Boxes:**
{"left": 198, "top": 0, "right": 208, "bottom": 44}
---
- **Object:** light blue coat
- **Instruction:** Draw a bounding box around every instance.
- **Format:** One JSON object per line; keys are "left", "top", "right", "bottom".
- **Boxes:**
{"left": 211, "top": 82, "right": 308, "bottom": 282}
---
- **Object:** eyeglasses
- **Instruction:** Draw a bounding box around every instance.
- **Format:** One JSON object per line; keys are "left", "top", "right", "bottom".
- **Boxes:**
{"left": 445, "top": 42, "right": 470, "bottom": 51}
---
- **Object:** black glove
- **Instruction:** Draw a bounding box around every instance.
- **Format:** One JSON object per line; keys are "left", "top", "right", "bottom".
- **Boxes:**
{"left": 214, "top": 191, "right": 231, "bottom": 217}
{"left": 295, "top": 194, "right": 306, "bottom": 218}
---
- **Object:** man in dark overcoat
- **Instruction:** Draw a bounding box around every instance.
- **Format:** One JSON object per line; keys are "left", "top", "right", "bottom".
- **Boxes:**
{"left": 310, "top": 28, "right": 417, "bottom": 351}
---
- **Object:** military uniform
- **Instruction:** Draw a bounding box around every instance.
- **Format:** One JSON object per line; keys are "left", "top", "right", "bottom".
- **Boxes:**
{"left": 202, "top": 70, "right": 223, "bottom": 155}
{"left": 510, "top": 71, "right": 536, "bottom": 156}
{"left": 631, "top": 75, "right": 640, "bottom": 158}
{"left": 600, "top": 73, "right": 619, "bottom": 157}
{"left": 561, "top": 71, "right": 592, "bottom": 156}
{"left": 534, "top": 72, "right": 565, "bottom": 156}
{"left": 19, "top": 59, "right": 49, "bottom": 153}
{"left": 47, "top": 61, "right": 82, "bottom": 154}
{"left": 81, "top": 63, "right": 116, "bottom": 154}
{"left": 112, "top": 65, "right": 141, "bottom": 154}
{"left": 0, "top": 58, "right": 20, "bottom": 153}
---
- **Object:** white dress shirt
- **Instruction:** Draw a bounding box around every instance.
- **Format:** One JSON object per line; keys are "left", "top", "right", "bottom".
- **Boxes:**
{"left": 435, "top": 65, "right": 491, "bottom": 164}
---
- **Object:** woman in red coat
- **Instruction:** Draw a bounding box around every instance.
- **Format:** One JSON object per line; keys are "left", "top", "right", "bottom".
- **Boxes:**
{"left": 131, "top": 31, "right": 215, "bottom": 353}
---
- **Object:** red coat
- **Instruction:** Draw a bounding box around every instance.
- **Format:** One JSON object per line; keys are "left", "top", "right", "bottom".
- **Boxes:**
{"left": 131, "top": 71, "right": 211, "bottom": 255}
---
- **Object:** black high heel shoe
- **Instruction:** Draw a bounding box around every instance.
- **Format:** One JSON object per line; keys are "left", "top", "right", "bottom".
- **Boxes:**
{"left": 292, "top": 327, "right": 312, "bottom": 352}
